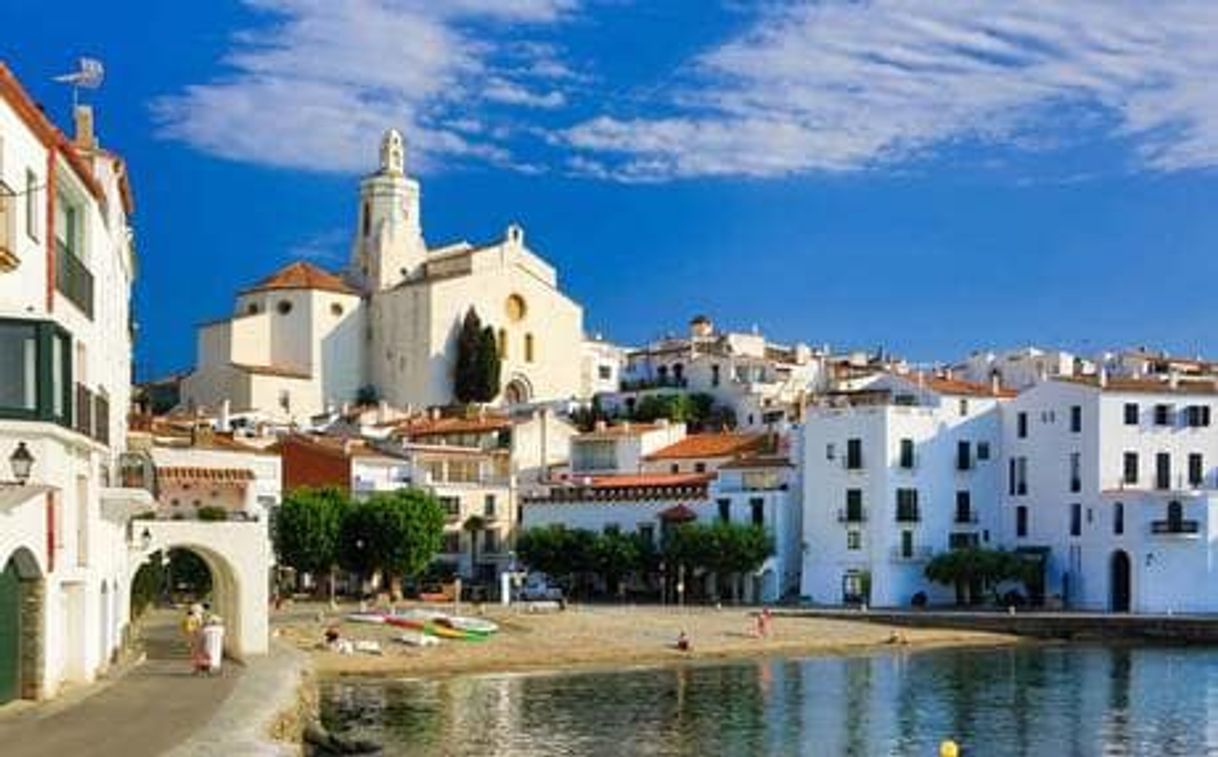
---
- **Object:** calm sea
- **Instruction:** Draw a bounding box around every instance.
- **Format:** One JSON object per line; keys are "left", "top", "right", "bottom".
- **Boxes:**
{"left": 320, "top": 644, "right": 1218, "bottom": 755}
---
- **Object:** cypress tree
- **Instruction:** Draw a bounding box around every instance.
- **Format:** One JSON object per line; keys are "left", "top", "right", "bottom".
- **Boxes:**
{"left": 478, "top": 325, "right": 501, "bottom": 401}
{"left": 454, "top": 308, "right": 483, "bottom": 403}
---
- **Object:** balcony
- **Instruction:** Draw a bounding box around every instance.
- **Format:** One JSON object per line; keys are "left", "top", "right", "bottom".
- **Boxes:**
{"left": 56, "top": 243, "right": 94, "bottom": 319}
{"left": 73, "top": 383, "right": 110, "bottom": 446}
{"left": 619, "top": 376, "right": 688, "bottom": 392}
{"left": 1151, "top": 519, "right": 1200, "bottom": 537}
{"left": 953, "top": 510, "right": 979, "bottom": 525}
{"left": 843, "top": 456, "right": 865, "bottom": 472}
{"left": 895, "top": 508, "right": 921, "bottom": 524}
{"left": 837, "top": 507, "right": 867, "bottom": 524}
{"left": 890, "top": 545, "right": 933, "bottom": 562}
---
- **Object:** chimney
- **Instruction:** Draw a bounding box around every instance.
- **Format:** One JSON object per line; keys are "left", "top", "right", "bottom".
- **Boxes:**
{"left": 378, "top": 400, "right": 390, "bottom": 424}
{"left": 990, "top": 372, "right": 1001, "bottom": 395}
{"left": 218, "top": 400, "right": 231, "bottom": 433}
{"left": 429, "top": 407, "right": 441, "bottom": 421}
{"left": 73, "top": 105, "right": 96, "bottom": 149}
{"left": 1098, "top": 365, "right": 1109, "bottom": 389}
{"left": 1169, "top": 369, "right": 1180, "bottom": 390}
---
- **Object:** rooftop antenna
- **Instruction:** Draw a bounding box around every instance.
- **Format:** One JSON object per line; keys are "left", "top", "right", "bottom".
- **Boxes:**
{"left": 53, "top": 57, "right": 105, "bottom": 107}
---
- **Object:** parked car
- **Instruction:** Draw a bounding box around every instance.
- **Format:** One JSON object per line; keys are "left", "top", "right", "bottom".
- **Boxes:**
{"left": 519, "top": 573, "right": 563, "bottom": 602}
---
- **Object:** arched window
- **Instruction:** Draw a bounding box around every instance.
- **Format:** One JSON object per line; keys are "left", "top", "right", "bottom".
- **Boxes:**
{"left": 247, "top": 302, "right": 259, "bottom": 315}
{"left": 498, "top": 328, "right": 508, "bottom": 360}
{"left": 1113, "top": 502, "right": 1124, "bottom": 535}
{"left": 525, "top": 333, "right": 535, "bottom": 363}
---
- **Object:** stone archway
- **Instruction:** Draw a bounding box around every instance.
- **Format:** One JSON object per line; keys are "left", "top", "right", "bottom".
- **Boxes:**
{"left": 0, "top": 546, "right": 45, "bottom": 705}
{"left": 503, "top": 376, "right": 533, "bottom": 406}
{"left": 130, "top": 521, "right": 270, "bottom": 659}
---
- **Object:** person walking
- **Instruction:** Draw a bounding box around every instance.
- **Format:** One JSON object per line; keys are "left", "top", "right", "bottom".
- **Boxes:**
{"left": 180, "top": 604, "right": 204, "bottom": 674}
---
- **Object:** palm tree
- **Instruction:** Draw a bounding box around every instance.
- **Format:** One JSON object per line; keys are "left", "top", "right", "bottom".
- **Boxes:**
{"left": 462, "top": 515, "right": 486, "bottom": 579}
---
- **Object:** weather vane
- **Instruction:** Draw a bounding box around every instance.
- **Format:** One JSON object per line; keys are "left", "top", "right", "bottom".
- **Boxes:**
{"left": 53, "top": 57, "right": 105, "bottom": 107}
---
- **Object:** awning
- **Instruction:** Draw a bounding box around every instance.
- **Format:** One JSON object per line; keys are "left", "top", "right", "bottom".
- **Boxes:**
{"left": 156, "top": 466, "right": 254, "bottom": 484}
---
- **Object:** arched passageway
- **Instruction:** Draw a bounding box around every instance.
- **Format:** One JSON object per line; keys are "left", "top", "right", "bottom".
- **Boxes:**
{"left": 1110, "top": 549, "right": 1132, "bottom": 613}
{"left": 129, "top": 521, "right": 270, "bottom": 659}
{"left": 0, "top": 547, "right": 45, "bottom": 705}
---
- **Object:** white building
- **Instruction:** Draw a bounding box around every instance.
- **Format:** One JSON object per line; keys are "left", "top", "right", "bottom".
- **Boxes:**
{"left": 710, "top": 456, "right": 802, "bottom": 601}
{"left": 183, "top": 129, "right": 587, "bottom": 422}
{"left": 603, "top": 315, "right": 826, "bottom": 430}
{"left": 580, "top": 335, "right": 627, "bottom": 400}
{"left": 800, "top": 373, "right": 1009, "bottom": 607}
{"left": 567, "top": 420, "right": 686, "bottom": 475}
{"left": 955, "top": 347, "right": 1082, "bottom": 391}
{"left": 999, "top": 373, "right": 1218, "bottom": 613}
{"left": 0, "top": 64, "right": 152, "bottom": 704}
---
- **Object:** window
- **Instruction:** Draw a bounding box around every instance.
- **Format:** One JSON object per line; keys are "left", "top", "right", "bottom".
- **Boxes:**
{"left": 25, "top": 169, "right": 38, "bottom": 241}
{"left": 1124, "top": 403, "right": 1139, "bottom": 425}
{"left": 1009, "top": 456, "right": 1028, "bottom": 496}
{"left": 711, "top": 364, "right": 720, "bottom": 387}
{"left": 750, "top": 497, "right": 765, "bottom": 526}
{"left": 1167, "top": 500, "right": 1184, "bottom": 528}
{"left": 1016, "top": 506, "right": 1028, "bottom": 537}
{"left": 638, "top": 524, "right": 655, "bottom": 544}
{"left": 846, "top": 438, "right": 863, "bottom": 470}
{"left": 1123, "top": 452, "right": 1139, "bottom": 485}
{"left": 900, "top": 530, "right": 914, "bottom": 559}
{"left": 896, "top": 488, "right": 919, "bottom": 522}
{"left": 1069, "top": 452, "right": 1081, "bottom": 493}
{"left": 1186, "top": 405, "right": 1212, "bottom": 427}
{"left": 899, "top": 438, "right": 915, "bottom": 469}
{"left": 483, "top": 529, "right": 499, "bottom": 554}
{"left": 1156, "top": 452, "right": 1171, "bottom": 490}
{"left": 1114, "top": 502, "right": 1125, "bottom": 535}
{"left": 247, "top": 303, "right": 259, "bottom": 315}
{"left": 825, "top": 443, "right": 836, "bottom": 461}
{"left": 955, "top": 490, "right": 972, "bottom": 523}
{"left": 331, "top": 302, "right": 344, "bottom": 317}
{"left": 846, "top": 531, "right": 862, "bottom": 550}
{"left": 1017, "top": 412, "right": 1028, "bottom": 438}
{"left": 439, "top": 496, "right": 461, "bottom": 520}
{"left": 1189, "top": 453, "right": 1204, "bottom": 487}
{"left": 505, "top": 294, "right": 527, "bottom": 322}
{"left": 844, "top": 489, "right": 863, "bottom": 522}
{"left": 0, "top": 320, "right": 73, "bottom": 425}
{"left": 1154, "top": 404, "right": 1173, "bottom": 426}
{"left": 276, "top": 300, "right": 292, "bottom": 315}
{"left": 717, "top": 498, "right": 731, "bottom": 523}
{"left": 977, "top": 442, "right": 990, "bottom": 461}
{"left": 1069, "top": 503, "right": 1081, "bottom": 537}
{"left": 694, "top": 462, "right": 707, "bottom": 474}
{"left": 956, "top": 441, "right": 972, "bottom": 471}
{"left": 1008, "top": 458, "right": 1016, "bottom": 496}
{"left": 498, "top": 328, "right": 507, "bottom": 359}
{"left": 524, "top": 333, "right": 535, "bottom": 363}
{"left": 959, "top": 398, "right": 969, "bottom": 416}
{"left": 597, "top": 365, "right": 612, "bottom": 381}
{"left": 362, "top": 200, "right": 371, "bottom": 238}
{"left": 483, "top": 494, "right": 496, "bottom": 518}
{"left": 670, "top": 463, "right": 680, "bottom": 474}
{"left": 1070, "top": 405, "right": 1082, "bottom": 433}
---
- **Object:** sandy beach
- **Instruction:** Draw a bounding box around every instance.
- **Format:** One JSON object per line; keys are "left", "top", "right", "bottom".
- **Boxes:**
{"left": 274, "top": 602, "right": 1019, "bottom": 678}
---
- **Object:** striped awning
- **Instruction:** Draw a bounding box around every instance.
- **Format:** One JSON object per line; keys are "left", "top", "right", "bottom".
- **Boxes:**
{"left": 156, "top": 466, "right": 254, "bottom": 483}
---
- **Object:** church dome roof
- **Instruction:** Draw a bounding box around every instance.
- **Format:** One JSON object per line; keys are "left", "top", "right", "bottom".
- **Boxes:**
{"left": 242, "top": 261, "right": 357, "bottom": 296}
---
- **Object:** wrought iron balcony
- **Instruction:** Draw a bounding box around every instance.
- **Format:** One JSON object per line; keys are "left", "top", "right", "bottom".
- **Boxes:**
{"left": 890, "top": 545, "right": 933, "bottom": 562}
{"left": 953, "top": 510, "right": 979, "bottom": 525}
{"left": 1150, "top": 519, "right": 1200, "bottom": 536}
{"left": 837, "top": 507, "right": 867, "bottom": 523}
{"left": 56, "top": 242, "right": 94, "bottom": 319}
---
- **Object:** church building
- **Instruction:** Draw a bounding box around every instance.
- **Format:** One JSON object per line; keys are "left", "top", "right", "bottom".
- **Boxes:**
{"left": 181, "top": 130, "right": 586, "bottom": 422}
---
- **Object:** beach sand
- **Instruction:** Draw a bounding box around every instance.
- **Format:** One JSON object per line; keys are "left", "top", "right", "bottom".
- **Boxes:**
{"left": 274, "top": 602, "right": 1018, "bottom": 678}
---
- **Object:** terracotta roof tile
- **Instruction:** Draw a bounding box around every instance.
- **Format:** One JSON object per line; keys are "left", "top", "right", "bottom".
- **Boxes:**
{"left": 1057, "top": 375, "right": 1218, "bottom": 395}
{"left": 583, "top": 472, "right": 713, "bottom": 488}
{"left": 156, "top": 466, "right": 254, "bottom": 483}
{"left": 718, "top": 455, "right": 794, "bottom": 470}
{"left": 645, "top": 433, "right": 766, "bottom": 461}
{"left": 576, "top": 422, "right": 666, "bottom": 440}
{"left": 389, "top": 414, "right": 513, "bottom": 438}
{"left": 242, "top": 261, "right": 357, "bottom": 296}
{"left": 911, "top": 373, "right": 1018, "bottom": 398}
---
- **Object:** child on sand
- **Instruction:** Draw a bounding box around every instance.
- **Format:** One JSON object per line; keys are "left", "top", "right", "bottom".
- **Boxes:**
{"left": 675, "top": 630, "right": 691, "bottom": 652}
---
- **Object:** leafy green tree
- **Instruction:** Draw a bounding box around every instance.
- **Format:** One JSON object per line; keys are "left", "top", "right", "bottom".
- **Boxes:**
{"left": 274, "top": 486, "right": 350, "bottom": 602}
{"left": 339, "top": 489, "right": 446, "bottom": 596}
{"left": 454, "top": 308, "right": 484, "bottom": 404}
{"left": 196, "top": 505, "right": 228, "bottom": 521}
{"left": 478, "top": 325, "right": 501, "bottom": 401}
{"left": 516, "top": 525, "right": 599, "bottom": 595}
{"left": 924, "top": 548, "right": 1034, "bottom": 605}
{"left": 591, "top": 530, "right": 643, "bottom": 596}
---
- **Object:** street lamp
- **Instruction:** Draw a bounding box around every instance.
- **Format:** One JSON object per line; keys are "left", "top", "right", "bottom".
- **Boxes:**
{"left": 9, "top": 442, "right": 34, "bottom": 485}
{"left": 140, "top": 527, "right": 153, "bottom": 551}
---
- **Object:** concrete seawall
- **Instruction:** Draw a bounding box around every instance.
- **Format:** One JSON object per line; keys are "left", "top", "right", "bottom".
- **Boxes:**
{"left": 780, "top": 609, "right": 1218, "bottom": 643}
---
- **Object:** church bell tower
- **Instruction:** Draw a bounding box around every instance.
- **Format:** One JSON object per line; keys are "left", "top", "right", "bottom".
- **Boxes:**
{"left": 349, "top": 128, "right": 426, "bottom": 292}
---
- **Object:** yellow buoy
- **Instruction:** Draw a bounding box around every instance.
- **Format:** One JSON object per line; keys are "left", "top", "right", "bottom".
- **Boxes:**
{"left": 939, "top": 740, "right": 959, "bottom": 757}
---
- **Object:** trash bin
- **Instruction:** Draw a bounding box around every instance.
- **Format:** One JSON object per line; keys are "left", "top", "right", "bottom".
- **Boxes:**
{"left": 201, "top": 620, "right": 225, "bottom": 674}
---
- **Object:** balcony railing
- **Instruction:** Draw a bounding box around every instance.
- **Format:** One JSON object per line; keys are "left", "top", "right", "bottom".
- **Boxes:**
{"left": 55, "top": 243, "right": 94, "bottom": 319}
{"left": 895, "top": 508, "right": 921, "bottom": 523}
{"left": 1151, "top": 519, "right": 1200, "bottom": 536}
{"left": 837, "top": 507, "right": 867, "bottom": 523}
{"left": 953, "top": 510, "right": 979, "bottom": 525}
{"left": 890, "top": 545, "right": 933, "bottom": 562}
{"left": 73, "top": 383, "right": 110, "bottom": 446}
{"left": 619, "top": 376, "right": 688, "bottom": 391}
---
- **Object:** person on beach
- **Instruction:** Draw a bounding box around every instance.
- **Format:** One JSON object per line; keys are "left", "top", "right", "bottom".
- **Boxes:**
{"left": 676, "top": 630, "right": 691, "bottom": 652}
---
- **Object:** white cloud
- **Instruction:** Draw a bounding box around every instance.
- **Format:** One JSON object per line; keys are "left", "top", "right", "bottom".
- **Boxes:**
{"left": 562, "top": 1, "right": 1218, "bottom": 179}
{"left": 153, "top": 0, "right": 576, "bottom": 173}
{"left": 288, "top": 228, "right": 348, "bottom": 264}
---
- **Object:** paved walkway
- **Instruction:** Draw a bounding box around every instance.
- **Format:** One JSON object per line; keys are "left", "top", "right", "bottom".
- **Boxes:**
{"left": 0, "top": 610, "right": 241, "bottom": 757}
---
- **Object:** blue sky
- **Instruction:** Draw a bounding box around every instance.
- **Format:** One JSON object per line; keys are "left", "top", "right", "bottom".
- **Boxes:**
{"left": 5, "top": 1, "right": 1218, "bottom": 378}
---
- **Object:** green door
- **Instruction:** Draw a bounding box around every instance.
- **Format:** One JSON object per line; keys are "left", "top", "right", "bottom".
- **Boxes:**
{"left": 0, "top": 559, "right": 21, "bottom": 704}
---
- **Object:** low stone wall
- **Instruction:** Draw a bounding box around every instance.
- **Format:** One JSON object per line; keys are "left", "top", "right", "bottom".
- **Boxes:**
{"left": 166, "top": 641, "right": 308, "bottom": 757}
{"left": 782, "top": 608, "right": 1218, "bottom": 643}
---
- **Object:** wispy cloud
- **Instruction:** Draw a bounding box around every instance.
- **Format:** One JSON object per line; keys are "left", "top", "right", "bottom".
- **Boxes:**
{"left": 153, "top": 0, "right": 577, "bottom": 173}
{"left": 562, "top": 1, "right": 1218, "bottom": 180}
{"left": 288, "top": 228, "right": 348, "bottom": 264}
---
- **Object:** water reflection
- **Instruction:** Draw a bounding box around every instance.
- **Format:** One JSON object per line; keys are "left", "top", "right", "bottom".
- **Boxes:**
{"left": 321, "top": 646, "right": 1218, "bottom": 756}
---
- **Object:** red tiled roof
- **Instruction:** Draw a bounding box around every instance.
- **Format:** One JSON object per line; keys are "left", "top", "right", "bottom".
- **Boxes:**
{"left": 583, "top": 472, "right": 713, "bottom": 489}
{"left": 390, "top": 414, "right": 513, "bottom": 438}
{"left": 1057, "top": 375, "right": 1218, "bottom": 395}
{"left": 231, "top": 362, "right": 312, "bottom": 380}
{"left": 241, "top": 261, "right": 357, "bottom": 296}
{"left": 156, "top": 466, "right": 254, "bottom": 483}
{"left": 645, "top": 433, "right": 765, "bottom": 461}
{"left": 279, "top": 435, "right": 353, "bottom": 492}
{"left": 910, "top": 373, "right": 1017, "bottom": 398}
